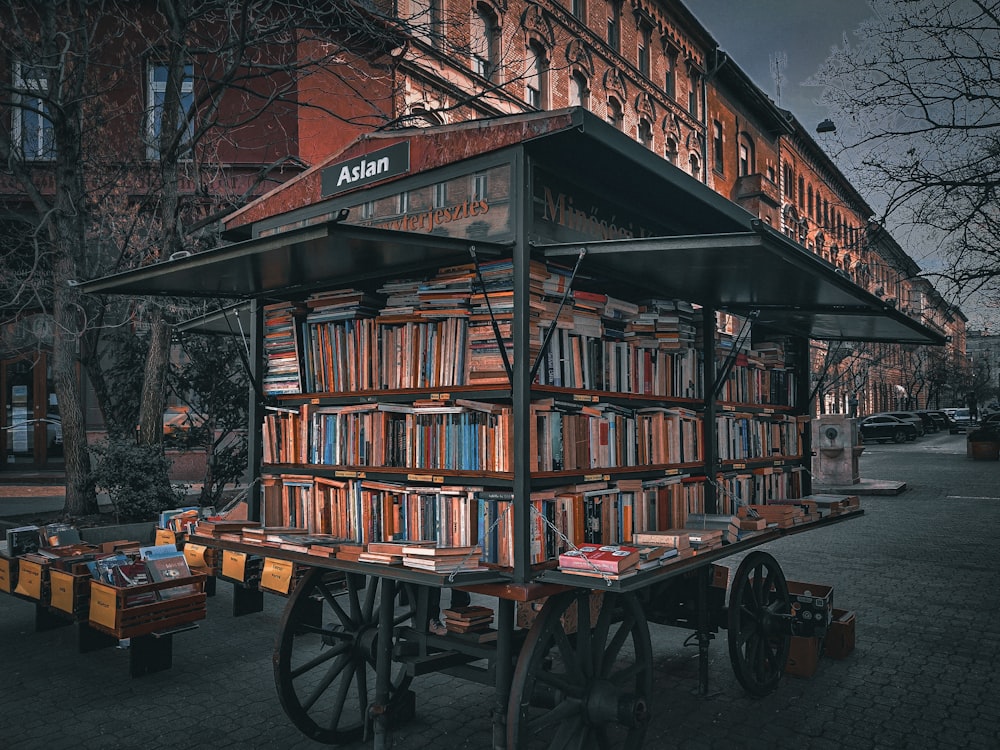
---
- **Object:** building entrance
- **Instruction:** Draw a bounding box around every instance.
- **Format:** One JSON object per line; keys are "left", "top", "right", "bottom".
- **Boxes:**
{"left": 1, "top": 354, "right": 63, "bottom": 470}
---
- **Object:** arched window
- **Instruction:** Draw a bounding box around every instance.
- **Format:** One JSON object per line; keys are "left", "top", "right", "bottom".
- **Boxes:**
{"left": 607, "top": 98, "right": 623, "bottom": 130}
{"left": 664, "top": 137, "right": 678, "bottom": 164}
{"left": 525, "top": 42, "right": 548, "bottom": 109}
{"left": 569, "top": 72, "right": 589, "bottom": 108}
{"left": 797, "top": 175, "right": 805, "bottom": 208}
{"left": 689, "top": 152, "right": 701, "bottom": 178}
{"left": 638, "top": 118, "right": 653, "bottom": 148}
{"left": 807, "top": 184, "right": 814, "bottom": 217}
{"left": 471, "top": 5, "right": 499, "bottom": 81}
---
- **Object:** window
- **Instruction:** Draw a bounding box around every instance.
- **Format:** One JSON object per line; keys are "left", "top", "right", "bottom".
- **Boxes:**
{"left": 665, "top": 138, "right": 678, "bottom": 165}
{"left": 637, "top": 25, "right": 651, "bottom": 77}
{"left": 433, "top": 182, "right": 448, "bottom": 208}
{"left": 638, "top": 119, "right": 653, "bottom": 149}
{"left": 572, "top": 0, "right": 586, "bottom": 20}
{"left": 570, "top": 72, "right": 589, "bottom": 108}
{"left": 797, "top": 175, "right": 805, "bottom": 208}
{"left": 607, "top": 98, "right": 623, "bottom": 130}
{"left": 688, "top": 70, "right": 699, "bottom": 117}
{"left": 471, "top": 5, "right": 498, "bottom": 80}
{"left": 689, "top": 153, "right": 701, "bottom": 179}
{"left": 398, "top": 191, "right": 410, "bottom": 214}
{"left": 147, "top": 61, "right": 194, "bottom": 160}
{"left": 712, "top": 120, "right": 724, "bottom": 173}
{"left": 473, "top": 173, "right": 488, "bottom": 201}
{"left": 738, "top": 134, "right": 755, "bottom": 177}
{"left": 606, "top": 1, "right": 620, "bottom": 53}
{"left": 12, "top": 63, "right": 54, "bottom": 160}
{"left": 411, "top": 0, "right": 443, "bottom": 45}
{"left": 807, "top": 184, "right": 814, "bottom": 217}
{"left": 783, "top": 165, "right": 794, "bottom": 199}
{"left": 525, "top": 43, "right": 548, "bottom": 110}
{"left": 664, "top": 53, "right": 676, "bottom": 100}
{"left": 767, "top": 165, "right": 776, "bottom": 183}
{"left": 361, "top": 200, "right": 375, "bottom": 219}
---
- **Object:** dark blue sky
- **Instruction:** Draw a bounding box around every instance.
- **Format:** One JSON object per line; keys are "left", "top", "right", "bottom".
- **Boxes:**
{"left": 691, "top": 1, "right": 876, "bottom": 131}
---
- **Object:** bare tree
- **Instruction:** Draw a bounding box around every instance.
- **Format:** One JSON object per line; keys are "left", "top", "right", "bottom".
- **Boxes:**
{"left": 810, "top": 0, "right": 1000, "bottom": 306}
{"left": 2, "top": 0, "right": 513, "bottom": 516}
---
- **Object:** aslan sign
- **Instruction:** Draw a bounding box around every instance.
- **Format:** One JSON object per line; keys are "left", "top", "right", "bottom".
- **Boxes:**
{"left": 321, "top": 142, "right": 410, "bottom": 197}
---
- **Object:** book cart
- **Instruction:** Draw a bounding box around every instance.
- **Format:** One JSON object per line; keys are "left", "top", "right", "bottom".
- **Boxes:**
{"left": 79, "top": 109, "right": 943, "bottom": 749}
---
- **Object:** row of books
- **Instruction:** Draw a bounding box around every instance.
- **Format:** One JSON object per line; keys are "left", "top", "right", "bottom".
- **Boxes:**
{"left": 262, "top": 263, "right": 791, "bottom": 405}
{"left": 263, "top": 399, "right": 703, "bottom": 474}
{"left": 258, "top": 473, "right": 710, "bottom": 564}
{"left": 716, "top": 412, "right": 805, "bottom": 461}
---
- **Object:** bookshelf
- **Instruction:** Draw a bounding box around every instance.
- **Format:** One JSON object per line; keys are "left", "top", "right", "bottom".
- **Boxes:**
{"left": 256, "top": 259, "right": 803, "bottom": 577}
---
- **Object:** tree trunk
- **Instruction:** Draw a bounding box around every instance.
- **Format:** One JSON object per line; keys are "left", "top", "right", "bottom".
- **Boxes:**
{"left": 137, "top": 309, "right": 172, "bottom": 446}
{"left": 54, "top": 255, "right": 98, "bottom": 516}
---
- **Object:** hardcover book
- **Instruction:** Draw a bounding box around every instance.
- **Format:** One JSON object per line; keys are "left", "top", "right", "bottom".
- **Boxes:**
{"left": 558, "top": 545, "right": 640, "bottom": 574}
{"left": 146, "top": 553, "right": 198, "bottom": 599}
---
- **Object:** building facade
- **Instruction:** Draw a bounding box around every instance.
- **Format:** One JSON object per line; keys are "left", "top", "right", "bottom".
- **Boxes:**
{"left": 1, "top": 0, "right": 968, "bottom": 471}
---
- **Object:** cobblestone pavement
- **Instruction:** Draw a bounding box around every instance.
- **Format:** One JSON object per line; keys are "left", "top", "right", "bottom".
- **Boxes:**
{"left": 2, "top": 432, "right": 998, "bottom": 749}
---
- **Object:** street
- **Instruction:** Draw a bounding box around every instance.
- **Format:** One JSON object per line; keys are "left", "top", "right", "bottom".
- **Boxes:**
{"left": 1, "top": 431, "right": 998, "bottom": 749}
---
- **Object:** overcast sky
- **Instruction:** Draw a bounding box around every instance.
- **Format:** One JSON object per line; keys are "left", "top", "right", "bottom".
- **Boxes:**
{"left": 690, "top": 1, "right": 876, "bottom": 133}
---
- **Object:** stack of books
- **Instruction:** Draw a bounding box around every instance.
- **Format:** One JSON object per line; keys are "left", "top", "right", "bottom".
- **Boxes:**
{"left": 745, "top": 503, "right": 802, "bottom": 528}
{"left": 632, "top": 529, "right": 693, "bottom": 560}
{"left": 357, "top": 540, "right": 436, "bottom": 566}
{"left": 685, "top": 513, "right": 741, "bottom": 543}
{"left": 557, "top": 544, "right": 641, "bottom": 580}
{"left": 402, "top": 545, "right": 483, "bottom": 573}
{"left": 442, "top": 604, "right": 495, "bottom": 640}
{"left": 685, "top": 528, "right": 723, "bottom": 551}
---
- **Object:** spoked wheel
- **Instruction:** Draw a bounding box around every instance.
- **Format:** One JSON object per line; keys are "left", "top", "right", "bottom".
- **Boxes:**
{"left": 727, "top": 551, "right": 791, "bottom": 697}
{"left": 273, "top": 570, "right": 415, "bottom": 744}
{"left": 507, "top": 589, "right": 652, "bottom": 750}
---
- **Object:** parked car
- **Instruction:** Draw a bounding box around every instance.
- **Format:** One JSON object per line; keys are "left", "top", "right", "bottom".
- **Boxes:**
{"left": 948, "top": 408, "right": 974, "bottom": 434}
{"left": 858, "top": 414, "right": 918, "bottom": 444}
{"left": 976, "top": 412, "right": 1000, "bottom": 428}
{"left": 875, "top": 411, "right": 924, "bottom": 438}
{"left": 915, "top": 410, "right": 946, "bottom": 432}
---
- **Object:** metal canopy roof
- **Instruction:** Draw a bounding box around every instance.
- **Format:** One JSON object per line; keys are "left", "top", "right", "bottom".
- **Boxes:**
{"left": 77, "top": 222, "right": 509, "bottom": 300}
{"left": 537, "top": 221, "right": 945, "bottom": 346}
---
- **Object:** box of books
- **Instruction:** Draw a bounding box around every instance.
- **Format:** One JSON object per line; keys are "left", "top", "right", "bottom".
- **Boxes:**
{"left": 786, "top": 580, "right": 833, "bottom": 636}
{"left": 12, "top": 553, "right": 48, "bottom": 601}
{"left": 86, "top": 546, "right": 207, "bottom": 639}
{"left": 49, "top": 568, "right": 92, "bottom": 617}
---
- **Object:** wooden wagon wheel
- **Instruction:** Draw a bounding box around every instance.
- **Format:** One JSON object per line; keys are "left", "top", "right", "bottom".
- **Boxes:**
{"left": 273, "top": 569, "right": 415, "bottom": 745}
{"left": 507, "top": 589, "right": 652, "bottom": 750}
{"left": 727, "top": 551, "right": 791, "bottom": 697}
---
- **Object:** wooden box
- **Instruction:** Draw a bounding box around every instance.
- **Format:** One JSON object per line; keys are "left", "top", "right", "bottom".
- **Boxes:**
{"left": 12, "top": 556, "right": 47, "bottom": 601}
{"left": 182, "top": 542, "right": 220, "bottom": 575}
{"left": 516, "top": 591, "right": 604, "bottom": 634}
{"left": 0, "top": 555, "right": 15, "bottom": 593}
{"left": 785, "top": 635, "right": 821, "bottom": 678}
{"left": 49, "top": 569, "right": 92, "bottom": 618}
{"left": 88, "top": 573, "right": 207, "bottom": 640}
{"left": 824, "top": 608, "right": 856, "bottom": 659}
{"left": 786, "top": 580, "right": 833, "bottom": 635}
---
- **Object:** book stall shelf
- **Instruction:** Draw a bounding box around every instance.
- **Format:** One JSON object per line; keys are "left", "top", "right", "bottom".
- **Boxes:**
{"left": 76, "top": 109, "right": 944, "bottom": 749}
